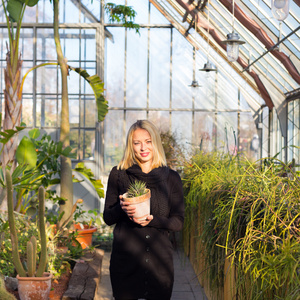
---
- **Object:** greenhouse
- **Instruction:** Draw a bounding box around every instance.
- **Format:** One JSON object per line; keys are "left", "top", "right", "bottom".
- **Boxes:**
{"left": 0, "top": 0, "right": 299, "bottom": 299}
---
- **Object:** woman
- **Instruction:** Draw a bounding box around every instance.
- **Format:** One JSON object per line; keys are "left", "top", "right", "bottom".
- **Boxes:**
{"left": 104, "top": 120, "right": 184, "bottom": 300}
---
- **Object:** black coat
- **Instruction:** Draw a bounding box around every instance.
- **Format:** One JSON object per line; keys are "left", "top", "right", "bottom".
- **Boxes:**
{"left": 103, "top": 165, "right": 184, "bottom": 300}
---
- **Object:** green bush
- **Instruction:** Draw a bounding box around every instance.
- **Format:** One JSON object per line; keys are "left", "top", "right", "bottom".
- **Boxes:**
{"left": 182, "top": 152, "right": 300, "bottom": 300}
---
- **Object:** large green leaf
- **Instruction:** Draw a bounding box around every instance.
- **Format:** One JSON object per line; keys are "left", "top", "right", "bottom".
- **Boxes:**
{"left": 7, "top": 0, "right": 23, "bottom": 22}
{"left": 19, "top": 0, "right": 39, "bottom": 7}
{"left": 16, "top": 136, "right": 37, "bottom": 170}
{"left": 71, "top": 67, "right": 109, "bottom": 122}
{"left": 29, "top": 128, "right": 40, "bottom": 139}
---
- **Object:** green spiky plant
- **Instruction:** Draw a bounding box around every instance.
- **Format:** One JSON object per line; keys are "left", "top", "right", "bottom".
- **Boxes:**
{"left": 127, "top": 180, "right": 148, "bottom": 198}
{"left": 0, "top": 276, "right": 16, "bottom": 300}
{"left": 6, "top": 169, "right": 47, "bottom": 277}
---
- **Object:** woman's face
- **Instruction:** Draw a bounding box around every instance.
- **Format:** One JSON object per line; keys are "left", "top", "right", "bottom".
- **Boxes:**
{"left": 132, "top": 128, "right": 153, "bottom": 165}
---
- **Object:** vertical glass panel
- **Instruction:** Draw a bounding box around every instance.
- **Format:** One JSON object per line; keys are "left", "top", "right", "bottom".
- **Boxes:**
{"left": 84, "top": 97, "right": 96, "bottom": 127}
{"left": 62, "top": 29, "right": 80, "bottom": 60}
{"left": 150, "top": 3, "right": 171, "bottom": 24}
{"left": 81, "top": 0, "right": 101, "bottom": 21}
{"left": 194, "top": 112, "right": 215, "bottom": 153}
{"left": 126, "top": 28, "right": 148, "bottom": 108}
{"left": 22, "top": 61, "right": 34, "bottom": 94}
{"left": 148, "top": 111, "right": 170, "bottom": 133}
{"left": 44, "top": 97, "right": 58, "bottom": 127}
{"left": 61, "top": 0, "right": 79, "bottom": 23}
{"left": 68, "top": 70, "right": 80, "bottom": 94}
{"left": 172, "top": 31, "right": 193, "bottom": 109}
{"left": 217, "top": 72, "right": 238, "bottom": 110}
{"left": 149, "top": 28, "right": 170, "bottom": 108}
{"left": 23, "top": 6, "right": 36, "bottom": 23}
{"left": 171, "top": 112, "right": 192, "bottom": 149}
{"left": 128, "top": 0, "right": 149, "bottom": 24}
{"left": 22, "top": 98, "right": 34, "bottom": 127}
{"left": 83, "top": 130, "right": 95, "bottom": 159}
{"left": 69, "top": 98, "right": 80, "bottom": 127}
{"left": 126, "top": 110, "right": 147, "bottom": 133}
{"left": 217, "top": 112, "right": 238, "bottom": 154}
{"left": 104, "top": 110, "right": 124, "bottom": 172}
{"left": 240, "top": 112, "right": 258, "bottom": 161}
{"left": 38, "top": 0, "right": 54, "bottom": 23}
{"left": 37, "top": 29, "right": 57, "bottom": 61}
{"left": 106, "top": 27, "right": 125, "bottom": 107}
{"left": 81, "top": 29, "right": 96, "bottom": 61}
{"left": 195, "top": 70, "right": 216, "bottom": 109}
{"left": 20, "top": 29, "right": 34, "bottom": 60}
{"left": 36, "top": 64, "right": 58, "bottom": 94}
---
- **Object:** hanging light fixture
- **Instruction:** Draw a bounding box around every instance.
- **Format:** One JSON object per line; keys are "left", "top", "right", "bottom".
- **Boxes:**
{"left": 189, "top": 15, "right": 201, "bottom": 89}
{"left": 271, "top": 0, "right": 290, "bottom": 21}
{"left": 199, "top": 0, "right": 217, "bottom": 73}
{"left": 221, "top": 0, "right": 245, "bottom": 62}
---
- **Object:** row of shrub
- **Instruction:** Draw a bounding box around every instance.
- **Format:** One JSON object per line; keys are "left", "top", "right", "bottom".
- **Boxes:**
{"left": 182, "top": 152, "right": 300, "bottom": 300}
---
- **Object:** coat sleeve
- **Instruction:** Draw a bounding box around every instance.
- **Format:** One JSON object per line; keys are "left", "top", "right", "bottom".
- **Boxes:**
{"left": 103, "top": 167, "right": 125, "bottom": 226}
{"left": 149, "top": 170, "right": 185, "bottom": 232}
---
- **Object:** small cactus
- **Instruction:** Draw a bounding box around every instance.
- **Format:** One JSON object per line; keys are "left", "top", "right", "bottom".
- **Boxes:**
{"left": 127, "top": 180, "right": 148, "bottom": 198}
{"left": 0, "top": 276, "right": 17, "bottom": 300}
{"left": 6, "top": 169, "right": 47, "bottom": 277}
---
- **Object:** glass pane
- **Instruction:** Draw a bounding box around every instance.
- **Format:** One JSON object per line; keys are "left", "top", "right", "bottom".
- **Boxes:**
{"left": 70, "top": 98, "right": 79, "bottom": 127}
{"left": 126, "top": 110, "right": 147, "bottom": 133}
{"left": 68, "top": 70, "right": 80, "bottom": 94}
{"left": 61, "top": 0, "right": 79, "bottom": 23}
{"left": 44, "top": 98, "right": 58, "bottom": 127}
{"left": 38, "top": 0, "right": 53, "bottom": 23}
{"left": 148, "top": 111, "right": 170, "bottom": 133}
{"left": 36, "top": 64, "right": 58, "bottom": 94}
{"left": 105, "top": 28, "right": 125, "bottom": 107}
{"left": 37, "top": 29, "right": 57, "bottom": 61}
{"left": 126, "top": 28, "right": 148, "bottom": 108}
{"left": 149, "top": 28, "right": 170, "bottom": 108}
{"left": 217, "top": 112, "right": 238, "bottom": 154}
{"left": 81, "top": 0, "right": 101, "bottom": 21}
{"left": 172, "top": 31, "right": 193, "bottom": 109}
{"left": 81, "top": 29, "right": 96, "bottom": 61}
{"left": 240, "top": 112, "right": 258, "bottom": 160}
{"left": 171, "top": 112, "right": 192, "bottom": 150}
{"left": 61, "top": 29, "right": 80, "bottom": 61}
{"left": 22, "top": 98, "right": 34, "bottom": 127}
{"left": 20, "top": 29, "right": 34, "bottom": 60}
{"left": 23, "top": 6, "right": 36, "bottom": 23}
{"left": 150, "top": 3, "right": 171, "bottom": 24}
{"left": 83, "top": 97, "right": 96, "bottom": 127}
{"left": 22, "top": 61, "right": 34, "bottom": 94}
{"left": 194, "top": 112, "right": 215, "bottom": 153}
{"left": 104, "top": 110, "right": 124, "bottom": 172}
{"left": 128, "top": 0, "right": 149, "bottom": 24}
{"left": 218, "top": 72, "right": 238, "bottom": 110}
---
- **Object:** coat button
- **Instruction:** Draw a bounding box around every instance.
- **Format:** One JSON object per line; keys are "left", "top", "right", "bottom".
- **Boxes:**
{"left": 146, "top": 235, "right": 150, "bottom": 239}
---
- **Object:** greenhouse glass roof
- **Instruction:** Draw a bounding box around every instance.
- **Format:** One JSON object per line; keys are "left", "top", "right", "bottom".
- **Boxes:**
{"left": 149, "top": 0, "right": 299, "bottom": 108}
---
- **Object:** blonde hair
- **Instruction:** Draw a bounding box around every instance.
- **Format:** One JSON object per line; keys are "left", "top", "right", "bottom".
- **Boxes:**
{"left": 118, "top": 120, "right": 167, "bottom": 170}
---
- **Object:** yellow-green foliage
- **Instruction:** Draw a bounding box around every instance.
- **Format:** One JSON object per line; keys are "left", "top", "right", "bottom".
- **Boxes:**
{"left": 182, "top": 152, "right": 300, "bottom": 300}
{"left": 0, "top": 276, "right": 16, "bottom": 300}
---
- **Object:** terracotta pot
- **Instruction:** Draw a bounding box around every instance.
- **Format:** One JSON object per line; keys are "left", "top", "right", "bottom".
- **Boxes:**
{"left": 122, "top": 189, "right": 151, "bottom": 221}
{"left": 74, "top": 223, "right": 97, "bottom": 249}
{"left": 17, "top": 272, "right": 52, "bottom": 300}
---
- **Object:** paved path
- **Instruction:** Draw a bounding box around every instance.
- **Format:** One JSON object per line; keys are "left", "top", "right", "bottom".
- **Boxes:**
{"left": 95, "top": 249, "right": 207, "bottom": 300}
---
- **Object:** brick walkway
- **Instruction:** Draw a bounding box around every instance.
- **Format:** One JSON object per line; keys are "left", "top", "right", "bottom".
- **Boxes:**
{"left": 95, "top": 249, "right": 207, "bottom": 300}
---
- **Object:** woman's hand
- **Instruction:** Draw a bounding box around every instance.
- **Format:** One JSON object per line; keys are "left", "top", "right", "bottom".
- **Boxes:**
{"left": 120, "top": 195, "right": 153, "bottom": 226}
{"left": 120, "top": 195, "right": 136, "bottom": 218}
{"left": 133, "top": 215, "right": 153, "bottom": 227}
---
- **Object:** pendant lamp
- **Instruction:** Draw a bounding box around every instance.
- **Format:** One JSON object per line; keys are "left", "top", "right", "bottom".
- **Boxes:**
{"left": 271, "top": 0, "right": 290, "bottom": 21}
{"left": 199, "top": 0, "right": 217, "bottom": 73}
{"left": 221, "top": 0, "right": 245, "bottom": 62}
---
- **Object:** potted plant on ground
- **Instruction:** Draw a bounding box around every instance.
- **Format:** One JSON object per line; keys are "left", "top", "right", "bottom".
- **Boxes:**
{"left": 122, "top": 180, "right": 151, "bottom": 221}
{"left": 6, "top": 169, "right": 52, "bottom": 300}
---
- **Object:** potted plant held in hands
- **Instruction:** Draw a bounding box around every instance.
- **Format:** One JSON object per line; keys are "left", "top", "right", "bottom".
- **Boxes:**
{"left": 6, "top": 170, "right": 52, "bottom": 300}
{"left": 122, "top": 180, "right": 151, "bottom": 221}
